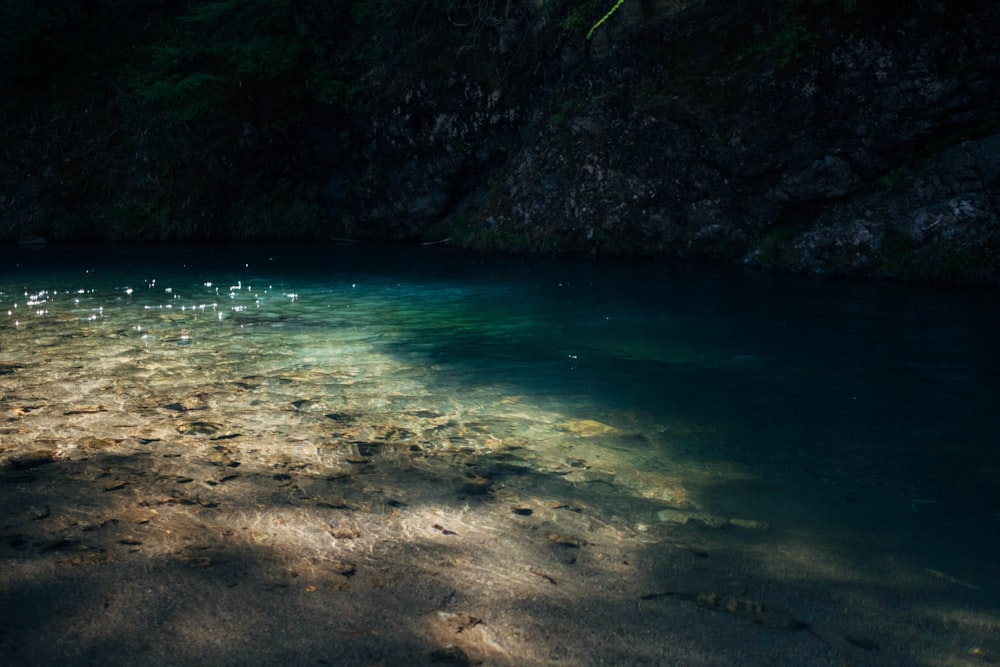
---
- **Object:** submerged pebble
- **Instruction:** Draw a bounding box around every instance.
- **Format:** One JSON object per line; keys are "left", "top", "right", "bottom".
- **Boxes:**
{"left": 177, "top": 421, "right": 223, "bottom": 436}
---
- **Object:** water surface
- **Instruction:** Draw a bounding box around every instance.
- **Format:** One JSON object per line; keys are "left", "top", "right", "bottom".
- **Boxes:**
{"left": 1, "top": 244, "right": 998, "bottom": 664}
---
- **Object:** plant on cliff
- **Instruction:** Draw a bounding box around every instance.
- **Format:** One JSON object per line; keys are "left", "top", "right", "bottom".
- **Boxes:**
{"left": 118, "top": 0, "right": 366, "bottom": 239}
{"left": 135, "top": 0, "right": 352, "bottom": 125}
{"left": 586, "top": 0, "right": 627, "bottom": 40}
{"left": 752, "top": 0, "right": 869, "bottom": 67}
{"left": 0, "top": 0, "right": 129, "bottom": 91}
{"left": 556, "top": 0, "right": 602, "bottom": 33}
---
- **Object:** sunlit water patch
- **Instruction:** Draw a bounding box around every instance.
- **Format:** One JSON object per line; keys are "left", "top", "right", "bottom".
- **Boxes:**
{"left": 1, "top": 245, "right": 998, "bottom": 665}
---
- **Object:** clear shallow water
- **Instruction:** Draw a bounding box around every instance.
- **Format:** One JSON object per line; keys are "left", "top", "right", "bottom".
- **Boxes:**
{"left": 2, "top": 245, "right": 998, "bottom": 597}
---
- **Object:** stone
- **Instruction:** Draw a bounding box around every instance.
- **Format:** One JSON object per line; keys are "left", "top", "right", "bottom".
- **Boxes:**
{"left": 454, "top": 475, "right": 492, "bottom": 495}
{"left": 329, "top": 526, "right": 359, "bottom": 540}
{"left": 7, "top": 451, "right": 57, "bottom": 470}
{"left": 429, "top": 645, "right": 472, "bottom": 665}
{"left": 555, "top": 419, "right": 623, "bottom": 437}
{"left": 63, "top": 405, "right": 107, "bottom": 415}
{"left": 728, "top": 518, "right": 769, "bottom": 530}
{"left": 177, "top": 421, "right": 222, "bottom": 436}
{"left": 77, "top": 437, "right": 116, "bottom": 450}
{"left": 329, "top": 559, "right": 356, "bottom": 577}
{"left": 547, "top": 533, "right": 581, "bottom": 548}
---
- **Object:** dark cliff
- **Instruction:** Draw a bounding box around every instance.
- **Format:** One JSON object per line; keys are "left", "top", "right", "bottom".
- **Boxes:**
{"left": 2, "top": 0, "right": 998, "bottom": 284}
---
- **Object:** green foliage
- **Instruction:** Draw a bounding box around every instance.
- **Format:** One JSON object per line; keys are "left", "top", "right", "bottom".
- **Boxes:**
{"left": 774, "top": 22, "right": 817, "bottom": 66}
{"left": 140, "top": 72, "right": 228, "bottom": 123}
{"left": 448, "top": 213, "right": 563, "bottom": 255}
{"left": 349, "top": 0, "right": 441, "bottom": 62}
{"left": 0, "top": 0, "right": 139, "bottom": 91}
{"left": 754, "top": 0, "right": 867, "bottom": 68}
{"left": 0, "top": 2, "right": 75, "bottom": 73}
{"left": 763, "top": 0, "right": 864, "bottom": 15}
{"left": 880, "top": 233, "right": 997, "bottom": 285}
{"left": 550, "top": 100, "right": 575, "bottom": 126}
{"left": 586, "top": 0, "right": 627, "bottom": 40}
{"left": 878, "top": 165, "right": 910, "bottom": 190}
{"left": 112, "top": 197, "right": 175, "bottom": 240}
{"left": 557, "top": 0, "right": 604, "bottom": 33}
{"left": 0, "top": 0, "right": 363, "bottom": 244}
{"left": 133, "top": 0, "right": 351, "bottom": 125}
{"left": 307, "top": 70, "right": 355, "bottom": 106}
{"left": 348, "top": 0, "right": 525, "bottom": 74}
{"left": 927, "top": 246, "right": 996, "bottom": 284}
{"left": 229, "top": 180, "right": 325, "bottom": 241}
{"left": 750, "top": 221, "right": 810, "bottom": 266}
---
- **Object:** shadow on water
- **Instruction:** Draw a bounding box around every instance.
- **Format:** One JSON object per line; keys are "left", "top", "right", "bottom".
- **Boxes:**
{"left": 2, "top": 434, "right": 998, "bottom": 667}
{"left": 2, "top": 244, "right": 999, "bottom": 665}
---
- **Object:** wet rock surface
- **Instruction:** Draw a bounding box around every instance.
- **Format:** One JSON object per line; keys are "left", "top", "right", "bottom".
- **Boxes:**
{"left": 320, "top": 1, "right": 1000, "bottom": 284}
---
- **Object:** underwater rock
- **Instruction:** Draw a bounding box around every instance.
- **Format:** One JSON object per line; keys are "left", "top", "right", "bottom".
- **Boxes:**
{"left": 656, "top": 510, "right": 693, "bottom": 525}
{"left": 181, "top": 555, "right": 214, "bottom": 568}
{"left": 563, "top": 468, "right": 616, "bottom": 486}
{"left": 555, "top": 419, "right": 624, "bottom": 437}
{"left": 177, "top": 421, "right": 222, "bottom": 436}
{"left": 63, "top": 405, "right": 107, "bottom": 415}
{"left": 328, "top": 525, "right": 359, "bottom": 540}
{"left": 407, "top": 410, "right": 443, "bottom": 419}
{"left": 0, "top": 471, "right": 37, "bottom": 483}
{"left": 728, "top": 518, "right": 769, "bottom": 531}
{"left": 353, "top": 442, "right": 380, "bottom": 458}
{"left": 162, "top": 395, "right": 209, "bottom": 412}
{"left": 77, "top": 437, "right": 117, "bottom": 450}
{"left": 205, "top": 447, "right": 239, "bottom": 467}
{"left": 379, "top": 426, "right": 414, "bottom": 443}
{"left": 426, "top": 612, "right": 487, "bottom": 665}
{"left": 329, "top": 559, "right": 356, "bottom": 577}
{"left": 656, "top": 508, "right": 767, "bottom": 530}
{"left": 641, "top": 590, "right": 810, "bottom": 632}
{"left": 845, "top": 636, "right": 880, "bottom": 651}
{"left": 547, "top": 533, "right": 582, "bottom": 548}
{"left": 7, "top": 450, "right": 57, "bottom": 470}
{"left": 429, "top": 645, "right": 473, "bottom": 666}
{"left": 58, "top": 548, "right": 112, "bottom": 567}
{"left": 454, "top": 474, "right": 493, "bottom": 495}
{"left": 5, "top": 400, "right": 48, "bottom": 417}
{"left": 694, "top": 592, "right": 809, "bottom": 631}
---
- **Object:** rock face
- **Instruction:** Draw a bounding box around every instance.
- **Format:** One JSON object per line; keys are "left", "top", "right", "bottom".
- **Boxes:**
{"left": 2, "top": 1, "right": 997, "bottom": 284}
{"left": 327, "top": 0, "right": 1000, "bottom": 283}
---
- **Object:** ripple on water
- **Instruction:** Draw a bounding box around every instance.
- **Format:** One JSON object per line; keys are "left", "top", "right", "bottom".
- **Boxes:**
{"left": 0, "top": 248, "right": 998, "bottom": 666}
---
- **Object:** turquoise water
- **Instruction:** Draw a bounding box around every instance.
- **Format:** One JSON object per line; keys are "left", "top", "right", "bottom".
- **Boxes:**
{"left": 3, "top": 245, "right": 998, "bottom": 537}
{"left": 1, "top": 244, "right": 998, "bottom": 662}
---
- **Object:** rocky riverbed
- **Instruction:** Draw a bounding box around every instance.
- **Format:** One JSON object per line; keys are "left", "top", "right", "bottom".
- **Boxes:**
{"left": 2, "top": 362, "right": 997, "bottom": 665}
{"left": 2, "top": 253, "right": 998, "bottom": 665}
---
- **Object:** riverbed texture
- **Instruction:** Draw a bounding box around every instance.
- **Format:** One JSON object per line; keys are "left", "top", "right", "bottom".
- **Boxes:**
{"left": 1, "top": 246, "right": 997, "bottom": 665}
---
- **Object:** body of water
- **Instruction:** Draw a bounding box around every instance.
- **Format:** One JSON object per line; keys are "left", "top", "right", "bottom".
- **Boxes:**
{"left": 1, "top": 244, "right": 997, "bottom": 665}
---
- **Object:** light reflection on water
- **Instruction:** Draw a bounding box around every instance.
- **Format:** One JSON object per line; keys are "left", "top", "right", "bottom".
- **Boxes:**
{"left": 1, "top": 245, "right": 999, "bottom": 588}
